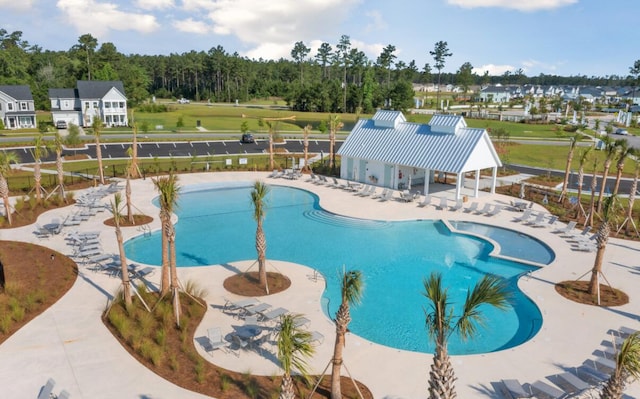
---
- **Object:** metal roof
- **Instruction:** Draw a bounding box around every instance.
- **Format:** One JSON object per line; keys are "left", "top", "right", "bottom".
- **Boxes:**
{"left": 337, "top": 113, "right": 501, "bottom": 174}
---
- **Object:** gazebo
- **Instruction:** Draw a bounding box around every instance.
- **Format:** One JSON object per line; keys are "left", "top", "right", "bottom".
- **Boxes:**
{"left": 337, "top": 110, "right": 502, "bottom": 200}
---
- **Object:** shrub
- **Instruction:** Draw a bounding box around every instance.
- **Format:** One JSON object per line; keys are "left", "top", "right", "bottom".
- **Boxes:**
{"left": 0, "top": 314, "right": 11, "bottom": 334}
{"left": 155, "top": 327, "right": 166, "bottom": 347}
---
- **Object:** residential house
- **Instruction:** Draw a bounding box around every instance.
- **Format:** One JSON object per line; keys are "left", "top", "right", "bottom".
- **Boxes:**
{"left": 49, "top": 80, "right": 128, "bottom": 128}
{"left": 478, "top": 85, "right": 516, "bottom": 103}
{"left": 0, "top": 85, "right": 36, "bottom": 129}
{"left": 337, "top": 110, "right": 502, "bottom": 200}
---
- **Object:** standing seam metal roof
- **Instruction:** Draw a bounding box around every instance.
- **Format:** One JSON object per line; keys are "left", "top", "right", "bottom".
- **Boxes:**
{"left": 337, "top": 117, "right": 499, "bottom": 174}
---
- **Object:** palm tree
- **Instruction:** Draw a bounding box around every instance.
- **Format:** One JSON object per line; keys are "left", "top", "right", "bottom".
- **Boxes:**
{"left": 596, "top": 137, "right": 619, "bottom": 213}
{"left": 331, "top": 269, "right": 364, "bottom": 399}
{"left": 251, "top": 180, "right": 270, "bottom": 294}
{"left": 266, "top": 120, "right": 275, "bottom": 170}
{"left": 276, "top": 314, "right": 315, "bottom": 399}
{"left": 587, "top": 157, "right": 600, "bottom": 227}
{"left": 53, "top": 132, "right": 66, "bottom": 202}
{"left": 30, "top": 134, "right": 49, "bottom": 205}
{"left": 110, "top": 192, "right": 132, "bottom": 306}
{"left": 303, "top": 124, "right": 311, "bottom": 172}
{"left": 612, "top": 139, "right": 631, "bottom": 196}
{"left": 129, "top": 122, "right": 140, "bottom": 179}
{"left": 0, "top": 151, "right": 20, "bottom": 225}
{"left": 92, "top": 117, "right": 105, "bottom": 185}
{"left": 559, "top": 135, "right": 578, "bottom": 203}
{"left": 575, "top": 146, "right": 593, "bottom": 221}
{"left": 599, "top": 331, "right": 640, "bottom": 399}
{"left": 153, "top": 174, "right": 180, "bottom": 305}
{"left": 423, "top": 272, "right": 509, "bottom": 399}
{"left": 625, "top": 153, "right": 639, "bottom": 236}
{"left": 125, "top": 147, "right": 135, "bottom": 224}
{"left": 328, "top": 115, "right": 343, "bottom": 173}
{"left": 588, "top": 195, "right": 616, "bottom": 297}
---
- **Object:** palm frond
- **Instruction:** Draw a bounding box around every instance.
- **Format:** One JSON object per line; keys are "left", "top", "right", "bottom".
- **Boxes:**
{"left": 277, "top": 314, "right": 315, "bottom": 382}
{"left": 342, "top": 269, "right": 364, "bottom": 306}
{"left": 422, "top": 272, "right": 453, "bottom": 340}
{"left": 617, "top": 331, "right": 640, "bottom": 380}
{"left": 456, "top": 275, "right": 510, "bottom": 341}
{"left": 250, "top": 180, "right": 269, "bottom": 221}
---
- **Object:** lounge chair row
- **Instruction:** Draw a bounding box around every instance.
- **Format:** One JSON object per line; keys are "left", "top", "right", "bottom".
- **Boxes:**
{"left": 498, "top": 326, "right": 639, "bottom": 398}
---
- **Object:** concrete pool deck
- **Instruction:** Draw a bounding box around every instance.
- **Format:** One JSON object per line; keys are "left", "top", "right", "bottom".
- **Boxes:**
{"left": 0, "top": 171, "right": 639, "bottom": 398}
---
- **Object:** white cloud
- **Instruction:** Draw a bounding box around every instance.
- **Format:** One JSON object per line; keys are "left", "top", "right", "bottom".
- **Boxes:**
{"left": 522, "top": 59, "right": 561, "bottom": 73}
{"left": 172, "top": 0, "right": 363, "bottom": 59}
{"left": 474, "top": 64, "right": 516, "bottom": 75}
{"left": 447, "top": 0, "right": 577, "bottom": 12}
{"left": 135, "top": 0, "right": 174, "bottom": 10}
{"left": 172, "top": 18, "right": 213, "bottom": 35}
{"left": 0, "top": 0, "right": 34, "bottom": 11}
{"left": 364, "top": 10, "right": 387, "bottom": 33}
{"left": 57, "top": 0, "right": 160, "bottom": 37}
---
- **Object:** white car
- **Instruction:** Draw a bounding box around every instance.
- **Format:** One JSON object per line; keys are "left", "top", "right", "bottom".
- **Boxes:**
{"left": 177, "top": 98, "right": 190, "bottom": 104}
{"left": 615, "top": 128, "right": 629, "bottom": 135}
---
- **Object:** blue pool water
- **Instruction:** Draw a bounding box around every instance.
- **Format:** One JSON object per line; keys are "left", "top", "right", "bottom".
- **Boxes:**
{"left": 125, "top": 182, "right": 545, "bottom": 355}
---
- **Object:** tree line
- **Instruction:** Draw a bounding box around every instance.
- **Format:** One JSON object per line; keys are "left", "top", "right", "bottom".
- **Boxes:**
{"left": 1, "top": 28, "right": 638, "bottom": 114}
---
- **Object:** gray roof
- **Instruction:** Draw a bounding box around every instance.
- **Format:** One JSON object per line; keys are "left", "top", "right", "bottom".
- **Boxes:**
{"left": 48, "top": 88, "right": 77, "bottom": 98}
{"left": 338, "top": 112, "right": 501, "bottom": 174}
{"left": 76, "top": 80, "right": 126, "bottom": 99}
{"left": 0, "top": 85, "right": 33, "bottom": 101}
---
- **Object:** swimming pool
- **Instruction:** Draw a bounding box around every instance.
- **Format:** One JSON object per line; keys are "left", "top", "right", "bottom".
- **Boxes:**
{"left": 125, "top": 182, "right": 544, "bottom": 355}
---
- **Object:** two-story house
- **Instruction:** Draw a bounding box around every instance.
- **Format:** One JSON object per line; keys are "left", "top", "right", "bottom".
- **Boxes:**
{"left": 0, "top": 85, "right": 37, "bottom": 129}
{"left": 49, "top": 80, "right": 128, "bottom": 128}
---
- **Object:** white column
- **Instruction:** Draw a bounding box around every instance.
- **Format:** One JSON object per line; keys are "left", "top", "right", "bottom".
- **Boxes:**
{"left": 455, "top": 173, "right": 462, "bottom": 200}
{"left": 423, "top": 168, "right": 430, "bottom": 195}
{"left": 474, "top": 169, "right": 480, "bottom": 197}
{"left": 491, "top": 167, "right": 498, "bottom": 194}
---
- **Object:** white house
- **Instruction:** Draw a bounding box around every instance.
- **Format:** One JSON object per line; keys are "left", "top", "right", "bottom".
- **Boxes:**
{"left": 0, "top": 85, "right": 36, "bottom": 129}
{"left": 337, "top": 110, "right": 502, "bottom": 200}
{"left": 49, "top": 80, "right": 128, "bottom": 128}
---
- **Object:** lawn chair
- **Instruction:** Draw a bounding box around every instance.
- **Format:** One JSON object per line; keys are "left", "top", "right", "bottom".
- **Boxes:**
{"left": 205, "top": 327, "right": 230, "bottom": 355}
{"left": 37, "top": 378, "right": 56, "bottom": 399}
{"left": 417, "top": 194, "right": 431, "bottom": 207}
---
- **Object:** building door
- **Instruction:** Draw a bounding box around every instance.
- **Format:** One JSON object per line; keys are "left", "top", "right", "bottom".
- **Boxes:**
{"left": 383, "top": 164, "right": 394, "bottom": 188}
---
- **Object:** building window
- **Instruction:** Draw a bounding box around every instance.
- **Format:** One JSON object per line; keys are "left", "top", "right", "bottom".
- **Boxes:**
{"left": 64, "top": 101, "right": 69, "bottom": 108}
{"left": 105, "top": 101, "right": 111, "bottom": 108}
{"left": 7, "top": 103, "right": 13, "bottom": 111}
{"left": 84, "top": 102, "right": 89, "bottom": 110}
{"left": 93, "top": 102, "right": 98, "bottom": 108}
{"left": 119, "top": 102, "right": 125, "bottom": 108}
{"left": 21, "top": 102, "right": 27, "bottom": 110}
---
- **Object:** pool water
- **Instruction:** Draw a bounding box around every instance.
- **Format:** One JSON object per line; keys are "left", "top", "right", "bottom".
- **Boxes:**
{"left": 125, "top": 182, "right": 544, "bottom": 355}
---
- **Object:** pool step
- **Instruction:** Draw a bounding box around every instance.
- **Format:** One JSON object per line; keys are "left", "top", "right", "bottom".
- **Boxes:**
{"left": 303, "top": 210, "right": 391, "bottom": 230}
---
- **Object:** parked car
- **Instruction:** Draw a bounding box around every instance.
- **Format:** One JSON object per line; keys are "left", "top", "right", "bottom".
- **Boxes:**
{"left": 177, "top": 98, "right": 190, "bottom": 104}
{"left": 240, "top": 133, "right": 255, "bottom": 143}
{"left": 56, "top": 120, "right": 67, "bottom": 129}
{"left": 614, "top": 128, "right": 629, "bottom": 135}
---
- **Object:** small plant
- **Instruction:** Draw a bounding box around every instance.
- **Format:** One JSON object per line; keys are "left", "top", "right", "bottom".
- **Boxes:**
{"left": 169, "top": 353, "right": 179, "bottom": 372}
{"left": 0, "top": 314, "right": 12, "bottom": 334}
{"left": 220, "top": 373, "right": 231, "bottom": 391}
{"left": 195, "top": 358, "right": 205, "bottom": 383}
{"left": 244, "top": 376, "right": 259, "bottom": 399}
{"left": 183, "top": 279, "right": 208, "bottom": 298}
{"left": 137, "top": 311, "right": 155, "bottom": 335}
{"left": 108, "top": 308, "right": 131, "bottom": 338}
{"left": 155, "top": 327, "right": 166, "bottom": 347}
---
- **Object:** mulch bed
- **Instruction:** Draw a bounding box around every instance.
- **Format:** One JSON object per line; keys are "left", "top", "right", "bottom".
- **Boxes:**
{"left": 555, "top": 280, "right": 629, "bottom": 306}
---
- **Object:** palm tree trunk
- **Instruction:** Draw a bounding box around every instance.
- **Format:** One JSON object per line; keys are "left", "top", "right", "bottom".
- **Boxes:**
{"left": 587, "top": 160, "right": 598, "bottom": 227}
{"left": 600, "top": 371, "right": 625, "bottom": 399}
{"left": 126, "top": 176, "right": 134, "bottom": 224}
{"left": 168, "top": 223, "right": 180, "bottom": 326}
{"left": 588, "top": 223, "right": 609, "bottom": 296}
{"left": 596, "top": 161, "right": 611, "bottom": 213}
{"left": 130, "top": 126, "right": 140, "bottom": 179}
{"left": 625, "top": 168, "right": 638, "bottom": 236}
{"left": 256, "top": 221, "right": 268, "bottom": 294}
{"left": 279, "top": 373, "right": 295, "bottom": 399}
{"left": 428, "top": 342, "right": 457, "bottom": 399}
{"left": 269, "top": 128, "right": 274, "bottom": 170}
{"left": 96, "top": 136, "right": 105, "bottom": 185}
{"left": 160, "top": 213, "right": 170, "bottom": 295}
{"left": 116, "top": 227, "right": 132, "bottom": 305}
{"left": 56, "top": 150, "right": 66, "bottom": 202}
{"left": 34, "top": 161, "right": 42, "bottom": 204}
{"left": 575, "top": 166, "right": 585, "bottom": 220}
{"left": 612, "top": 166, "right": 624, "bottom": 197}
{"left": 0, "top": 176, "right": 12, "bottom": 225}
{"left": 559, "top": 143, "right": 576, "bottom": 203}
{"left": 331, "top": 302, "right": 350, "bottom": 399}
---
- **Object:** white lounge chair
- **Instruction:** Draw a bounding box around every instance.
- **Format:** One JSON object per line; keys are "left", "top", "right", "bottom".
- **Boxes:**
{"left": 527, "top": 213, "right": 547, "bottom": 227}
{"left": 486, "top": 204, "right": 504, "bottom": 217}
{"left": 450, "top": 199, "right": 464, "bottom": 212}
{"left": 371, "top": 188, "right": 388, "bottom": 199}
{"left": 223, "top": 297, "right": 260, "bottom": 313}
{"left": 37, "top": 378, "right": 56, "bottom": 399}
{"left": 417, "top": 194, "right": 431, "bottom": 207}
{"left": 554, "top": 220, "right": 577, "bottom": 235}
{"left": 513, "top": 209, "right": 533, "bottom": 222}
{"left": 530, "top": 380, "right": 565, "bottom": 399}
{"left": 437, "top": 197, "right": 448, "bottom": 211}
{"left": 464, "top": 202, "right": 479, "bottom": 213}
{"left": 258, "top": 307, "right": 288, "bottom": 323}
{"left": 379, "top": 190, "right": 394, "bottom": 202}
{"left": 554, "top": 371, "right": 589, "bottom": 393}
{"left": 361, "top": 186, "right": 376, "bottom": 197}
{"left": 310, "top": 331, "right": 325, "bottom": 344}
{"left": 475, "top": 203, "right": 492, "bottom": 214}
{"left": 500, "top": 379, "right": 529, "bottom": 399}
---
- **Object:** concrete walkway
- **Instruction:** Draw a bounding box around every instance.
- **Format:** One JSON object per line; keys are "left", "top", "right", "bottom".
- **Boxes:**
{"left": 0, "top": 171, "right": 639, "bottom": 399}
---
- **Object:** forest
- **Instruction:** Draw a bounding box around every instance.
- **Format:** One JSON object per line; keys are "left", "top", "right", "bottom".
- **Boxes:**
{"left": 0, "top": 28, "right": 636, "bottom": 114}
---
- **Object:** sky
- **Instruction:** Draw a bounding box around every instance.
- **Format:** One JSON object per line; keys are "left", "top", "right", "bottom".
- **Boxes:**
{"left": 1, "top": 0, "right": 638, "bottom": 78}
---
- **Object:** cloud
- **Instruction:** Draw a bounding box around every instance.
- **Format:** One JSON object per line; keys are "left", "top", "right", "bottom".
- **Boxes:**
{"left": 171, "top": 0, "right": 363, "bottom": 59}
{"left": 364, "top": 10, "right": 387, "bottom": 33}
{"left": 473, "top": 64, "right": 516, "bottom": 75}
{"left": 447, "top": 0, "right": 577, "bottom": 11}
{"left": 521, "top": 59, "right": 561, "bottom": 73}
{"left": 173, "top": 18, "right": 213, "bottom": 35}
{"left": 135, "top": 0, "right": 174, "bottom": 10}
{"left": 0, "top": 0, "right": 34, "bottom": 11}
{"left": 57, "top": 0, "right": 160, "bottom": 37}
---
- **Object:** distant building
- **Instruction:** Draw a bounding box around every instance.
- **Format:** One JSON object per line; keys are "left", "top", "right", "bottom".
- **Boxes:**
{"left": 49, "top": 80, "right": 128, "bottom": 128}
{"left": 0, "top": 85, "right": 36, "bottom": 129}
